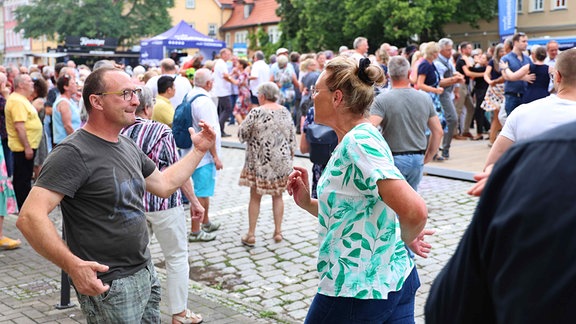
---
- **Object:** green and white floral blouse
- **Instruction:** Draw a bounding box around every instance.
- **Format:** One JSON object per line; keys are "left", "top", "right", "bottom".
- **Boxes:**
{"left": 315, "top": 123, "right": 414, "bottom": 299}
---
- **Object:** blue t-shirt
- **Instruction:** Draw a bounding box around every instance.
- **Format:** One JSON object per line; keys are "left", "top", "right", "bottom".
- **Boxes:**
{"left": 417, "top": 60, "right": 439, "bottom": 87}
{"left": 488, "top": 59, "right": 502, "bottom": 80}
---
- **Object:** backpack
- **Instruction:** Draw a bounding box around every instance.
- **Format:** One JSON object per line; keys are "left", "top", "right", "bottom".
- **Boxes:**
{"left": 172, "top": 93, "right": 207, "bottom": 149}
{"left": 305, "top": 123, "right": 338, "bottom": 165}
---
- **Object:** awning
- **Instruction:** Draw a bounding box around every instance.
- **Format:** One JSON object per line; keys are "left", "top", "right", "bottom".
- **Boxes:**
{"left": 528, "top": 37, "right": 576, "bottom": 50}
{"left": 26, "top": 52, "right": 68, "bottom": 58}
{"left": 55, "top": 51, "right": 140, "bottom": 58}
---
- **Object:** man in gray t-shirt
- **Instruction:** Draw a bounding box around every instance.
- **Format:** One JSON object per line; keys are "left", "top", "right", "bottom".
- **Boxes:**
{"left": 370, "top": 56, "right": 443, "bottom": 191}
{"left": 16, "top": 67, "right": 216, "bottom": 323}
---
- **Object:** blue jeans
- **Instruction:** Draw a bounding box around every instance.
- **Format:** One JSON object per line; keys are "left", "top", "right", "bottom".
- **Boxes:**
{"left": 394, "top": 154, "right": 424, "bottom": 258}
{"left": 504, "top": 94, "right": 523, "bottom": 116}
{"left": 76, "top": 262, "right": 161, "bottom": 324}
{"left": 305, "top": 268, "right": 420, "bottom": 323}
{"left": 393, "top": 154, "right": 424, "bottom": 191}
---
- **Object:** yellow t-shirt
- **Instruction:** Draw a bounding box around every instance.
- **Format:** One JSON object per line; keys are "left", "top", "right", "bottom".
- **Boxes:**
{"left": 152, "top": 95, "right": 174, "bottom": 128}
{"left": 6, "top": 92, "right": 43, "bottom": 152}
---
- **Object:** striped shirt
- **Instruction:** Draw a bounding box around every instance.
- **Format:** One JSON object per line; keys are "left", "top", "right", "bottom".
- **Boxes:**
{"left": 121, "top": 117, "right": 182, "bottom": 211}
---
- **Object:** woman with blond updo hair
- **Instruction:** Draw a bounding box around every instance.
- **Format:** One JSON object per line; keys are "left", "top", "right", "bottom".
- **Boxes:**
{"left": 287, "top": 56, "right": 432, "bottom": 323}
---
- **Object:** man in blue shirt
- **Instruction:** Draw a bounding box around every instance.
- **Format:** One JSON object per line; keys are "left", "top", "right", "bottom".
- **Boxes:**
{"left": 501, "top": 32, "right": 531, "bottom": 115}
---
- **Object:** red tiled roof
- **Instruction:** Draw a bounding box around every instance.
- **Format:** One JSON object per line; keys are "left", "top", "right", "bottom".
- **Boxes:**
{"left": 221, "top": 0, "right": 280, "bottom": 30}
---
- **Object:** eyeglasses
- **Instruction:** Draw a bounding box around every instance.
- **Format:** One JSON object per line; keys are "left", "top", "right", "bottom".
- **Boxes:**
{"left": 96, "top": 88, "right": 142, "bottom": 101}
{"left": 310, "top": 85, "right": 331, "bottom": 98}
{"left": 311, "top": 86, "right": 320, "bottom": 97}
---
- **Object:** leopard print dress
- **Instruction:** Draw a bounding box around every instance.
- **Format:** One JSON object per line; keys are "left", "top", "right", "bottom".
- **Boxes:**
{"left": 238, "top": 106, "right": 296, "bottom": 195}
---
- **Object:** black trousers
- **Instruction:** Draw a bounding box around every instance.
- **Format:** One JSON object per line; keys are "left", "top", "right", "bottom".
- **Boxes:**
{"left": 13, "top": 150, "right": 36, "bottom": 210}
{"left": 217, "top": 96, "right": 233, "bottom": 135}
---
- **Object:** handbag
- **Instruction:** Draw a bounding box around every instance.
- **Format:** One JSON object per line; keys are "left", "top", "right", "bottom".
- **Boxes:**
{"left": 305, "top": 123, "right": 338, "bottom": 165}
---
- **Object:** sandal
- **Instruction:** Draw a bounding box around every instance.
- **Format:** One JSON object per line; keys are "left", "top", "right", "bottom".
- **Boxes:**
{"left": 241, "top": 234, "right": 256, "bottom": 247}
{"left": 0, "top": 236, "right": 21, "bottom": 250}
{"left": 273, "top": 232, "right": 283, "bottom": 243}
{"left": 173, "top": 309, "right": 203, "bottom": 324}
{"left": 432, "top": 154, "right": 445, "bottom": 162}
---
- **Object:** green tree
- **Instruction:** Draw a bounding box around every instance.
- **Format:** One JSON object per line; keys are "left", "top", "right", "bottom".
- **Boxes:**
{"left": 276, "top": 0, "right": 303, "bottom": 50}
{"left": 277, "top": 0, "right": 498, "bottom": 52}
{"left": 297, "top": 0, "right": 347, "bottom": 52}
{"left": 343, "top": 0, "right": 440, "bottom": 48}
{"left": 452, "top": 0, "right": 498, "bottom": 28}
{"left": 248, "top": 27, "right": 276, "bottom": 59}
{"left": 14, "top": 0, "right": 174, "bottom": 46}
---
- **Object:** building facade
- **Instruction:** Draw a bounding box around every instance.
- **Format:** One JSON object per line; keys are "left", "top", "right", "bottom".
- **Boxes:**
{"left": 170, "top": 0, "right": 233, "bottom": 41}
{"left": 444, "top": 0, "right": 575, "bottom": 50}
{"left": 220, "top": 0, "right": 281, "bottom": 58}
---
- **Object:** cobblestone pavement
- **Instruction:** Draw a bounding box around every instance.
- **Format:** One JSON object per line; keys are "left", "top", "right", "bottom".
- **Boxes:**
{"left": 0, "top": 146, "right": 478, "bottom": 323}
{"left": 180, "top": 147, "right": 478, "bottom": 323}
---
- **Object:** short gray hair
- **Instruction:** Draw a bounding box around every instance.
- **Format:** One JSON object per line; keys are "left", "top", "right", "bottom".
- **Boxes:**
{"left": 136, "top": 86, "right": 154, "bottom": 115}
{"left": 254, "top": 50, "right": 265, "bottom": 61}
{"left": 353, "top": 37, "right": 367, "bottom": 49}
{"left": 277, "top": 55, "right": 289, "bottom": 68}
{"left": 438, "top": 38, "right": 453, "bottom": 50}
{"left": 257, "top": 82, "right": 280, "bottom": 102}
{"left": 93, "top": 60, "right": 115, "bottom": 70}
{"left": 194, "top": 68, "right": 213, "bottom": 87}
{"left": 388, "top": 56, "right": 411, "bottom": 80}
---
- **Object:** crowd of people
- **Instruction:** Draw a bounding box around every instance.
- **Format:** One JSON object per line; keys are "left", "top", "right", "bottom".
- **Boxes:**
{"left": 0, "top": 29, "right": 572, "bottom": 323}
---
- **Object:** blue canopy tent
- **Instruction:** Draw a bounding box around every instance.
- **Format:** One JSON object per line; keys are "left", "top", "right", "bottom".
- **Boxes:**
{"left": 527, "top": 36, "right": 576, "bottom": 50}
{"left": 140, "top": 20, "right": 225, "bottom": 66}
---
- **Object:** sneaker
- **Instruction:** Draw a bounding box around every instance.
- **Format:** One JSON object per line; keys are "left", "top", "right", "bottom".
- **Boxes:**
{"left": 188, "top": 231, "right": 216, "bottom": 242}
{"left": 0, "top": 236, "right": 21, "bottom": 250}
{"left": 201, "top": 221, "right": 221, "bottom": 233}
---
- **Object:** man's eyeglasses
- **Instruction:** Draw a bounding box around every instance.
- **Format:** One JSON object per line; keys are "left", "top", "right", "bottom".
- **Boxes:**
{"left": 96, "top": 88, "right": 142, "bottom": 101}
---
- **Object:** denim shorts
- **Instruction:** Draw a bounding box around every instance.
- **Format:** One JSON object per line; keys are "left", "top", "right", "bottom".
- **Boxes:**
{"left": 192, "top": 163, "right": 216, "bottom": 198}
{"left": 76, "top": 262, "right": 161, "bottom": 324}
{"left": 304, "top": 267, "right": 420, "bottom": 323}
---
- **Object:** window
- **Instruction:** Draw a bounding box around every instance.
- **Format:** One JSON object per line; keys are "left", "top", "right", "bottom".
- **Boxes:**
{"left": 208, "top": 24, "right": 217, "bottom": 37}
{"left": 234, "top": 31, "right": 248, "bottom": 44}
{"left": 552, "top": 0, "right": 567, "bottom": 9}
{"left": 186, "top": 0, "right": 195, "bottom": 9}
{"left": 244, "top": 4, "right": 253, "bottom": 18}
{"left": 6, "top": 5, "right": 15, "bottom": 21}
{"left": 532, "top": 0, "right": 544, "bottom": 11}
{"left": 225, "top": 33, "right": 231, "bottom": 47}
{"left": 267, "top": 26, "right": 280, "bottom": 44}
{"left": 518, "top": 0, "right": 523, "bottom": 12}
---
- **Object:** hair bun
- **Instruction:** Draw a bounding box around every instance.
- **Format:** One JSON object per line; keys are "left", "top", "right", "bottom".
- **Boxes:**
{"left": 357, "top": 58, "right": 374, "bottom": 85}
